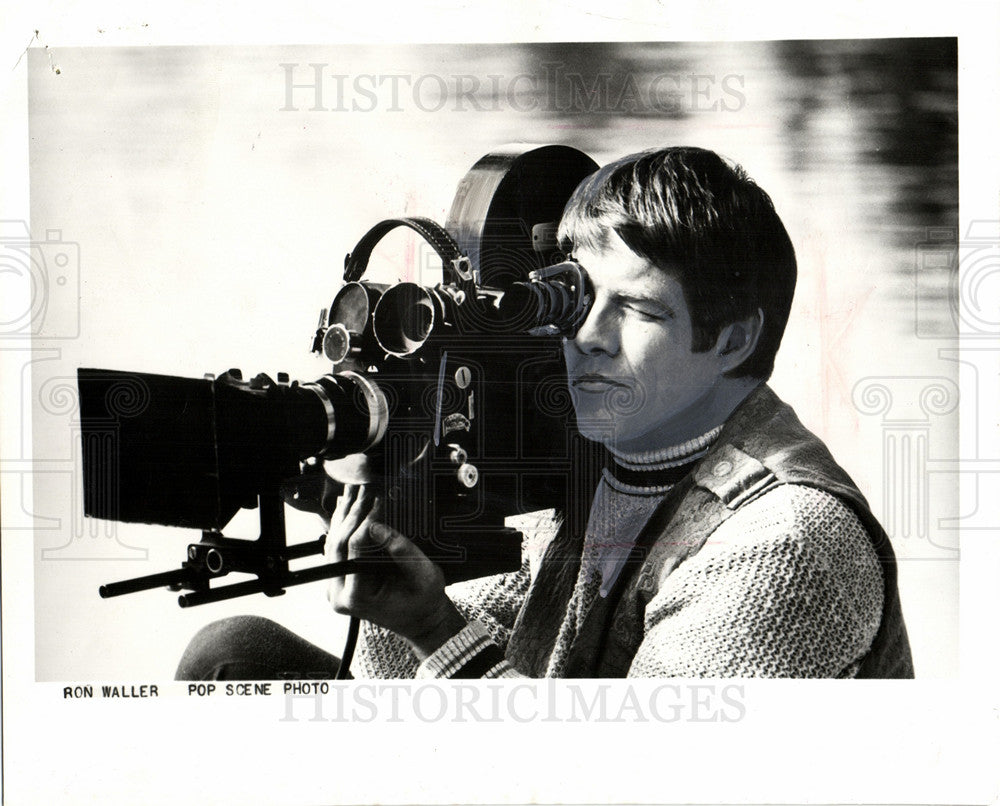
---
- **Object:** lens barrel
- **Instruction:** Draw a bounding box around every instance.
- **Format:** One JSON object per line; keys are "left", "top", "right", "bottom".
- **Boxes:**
{"left": 300, "top": 371, "right": 389, "bottom": 458}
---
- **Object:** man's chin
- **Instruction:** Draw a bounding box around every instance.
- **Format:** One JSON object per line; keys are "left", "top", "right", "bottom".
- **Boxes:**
{"left": 573, "top": 415, "right": 632, "bottom": 447}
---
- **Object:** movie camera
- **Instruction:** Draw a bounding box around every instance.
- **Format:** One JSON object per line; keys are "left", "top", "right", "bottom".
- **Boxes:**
{"left": 78, "top": 144, "right": 600, "bottom": 612}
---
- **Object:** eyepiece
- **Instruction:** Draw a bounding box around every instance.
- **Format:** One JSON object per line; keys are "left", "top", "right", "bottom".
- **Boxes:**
{"left": 496, "top": 260, "right": 592, "bottom": 336}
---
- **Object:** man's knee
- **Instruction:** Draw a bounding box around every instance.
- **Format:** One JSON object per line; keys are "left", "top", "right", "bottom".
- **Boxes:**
{"left": 175, "top": 615, "right": 342, "bottom": 680}
{"left": 175, "top": 615, "right": 282, "bottom": 680}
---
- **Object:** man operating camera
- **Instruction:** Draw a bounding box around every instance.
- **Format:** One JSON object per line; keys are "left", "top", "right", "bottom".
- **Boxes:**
{"left": 178, "top": 145, "right": 913, "bottom": 679}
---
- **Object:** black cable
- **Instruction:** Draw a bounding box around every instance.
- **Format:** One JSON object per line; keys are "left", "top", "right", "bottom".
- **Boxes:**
{"left": 336, "top": 617, "right": 360, "bottom": 680}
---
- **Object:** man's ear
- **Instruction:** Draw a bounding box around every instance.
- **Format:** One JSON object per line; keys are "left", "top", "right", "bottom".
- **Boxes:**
{"left": 714, "top": 308, "right": 764, "bottom": 373}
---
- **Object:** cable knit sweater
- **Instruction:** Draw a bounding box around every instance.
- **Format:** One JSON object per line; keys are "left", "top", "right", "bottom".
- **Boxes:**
{"left": 353, "top": 427, "right": 885, "bottom": 679}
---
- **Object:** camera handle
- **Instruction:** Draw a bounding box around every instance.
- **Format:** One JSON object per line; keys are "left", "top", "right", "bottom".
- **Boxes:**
{"left": 343, "top": 217, "right": 464, "bottom": 284}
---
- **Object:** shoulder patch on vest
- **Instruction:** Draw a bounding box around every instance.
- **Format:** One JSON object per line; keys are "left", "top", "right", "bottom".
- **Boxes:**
{"left": 693, "top": 444, "right": 778, "bottom": 510}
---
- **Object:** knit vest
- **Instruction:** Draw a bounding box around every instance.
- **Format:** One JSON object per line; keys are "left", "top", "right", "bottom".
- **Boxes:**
{"left": 505, "top": 385, "right": 914, "bottom": 678}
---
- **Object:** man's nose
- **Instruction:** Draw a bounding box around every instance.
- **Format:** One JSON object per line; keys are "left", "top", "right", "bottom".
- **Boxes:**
{"left": 568, "top": 297, "right": 619, "bottom": 356}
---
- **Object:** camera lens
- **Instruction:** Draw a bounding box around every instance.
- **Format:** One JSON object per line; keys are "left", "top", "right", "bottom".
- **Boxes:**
{"left": 326, "top": 281, "right": 387, "bottom": 365}
{"left": 329, "top": 282, "right": 377, "bottom": 333}
{"left": 372, "top": 282, "right": 439, "bottom": 356}
{"left": 300, "top": 372, "right": 389, "bottom": 458}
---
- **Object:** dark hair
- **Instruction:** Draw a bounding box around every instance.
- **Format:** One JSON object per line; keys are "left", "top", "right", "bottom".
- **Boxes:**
{"left": 558, "top": 146, "right": 797, "bottom": 380}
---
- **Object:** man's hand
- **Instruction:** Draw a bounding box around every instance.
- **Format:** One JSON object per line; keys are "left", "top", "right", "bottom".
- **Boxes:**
{"left": 325, "top": 484, "right": 466, "bottom": 659}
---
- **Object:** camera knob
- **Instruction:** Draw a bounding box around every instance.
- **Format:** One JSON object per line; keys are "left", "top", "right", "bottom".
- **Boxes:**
{"left": 456, "top": 463, "right": 479, "bottom": 489}
{"left": 205, "top": 549, "right": 224, "bottom": 574}
{"left": 454, "top": 366, "right": 472, "bottom": 389}
{"left": 322, "top": 323, "right": 353, "bottom": 364}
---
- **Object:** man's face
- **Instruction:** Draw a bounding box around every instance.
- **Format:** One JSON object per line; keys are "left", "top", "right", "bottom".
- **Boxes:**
{"left": 562, "top": 231, "right": 727, "bottom": 452}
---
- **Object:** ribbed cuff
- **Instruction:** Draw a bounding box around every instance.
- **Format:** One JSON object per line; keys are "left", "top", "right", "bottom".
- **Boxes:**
{"left": 415, "top": 621, "right": 518, "bottom": 679}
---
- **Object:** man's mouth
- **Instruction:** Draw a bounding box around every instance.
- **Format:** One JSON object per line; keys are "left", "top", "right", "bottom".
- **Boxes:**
{"left": 570, "top": 373, "right": 628, "bottom": 392}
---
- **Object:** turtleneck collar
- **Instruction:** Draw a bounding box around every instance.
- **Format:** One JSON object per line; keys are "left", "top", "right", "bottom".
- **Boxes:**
{"left": 604, "top": 424, "right": 724, "bottom": 494}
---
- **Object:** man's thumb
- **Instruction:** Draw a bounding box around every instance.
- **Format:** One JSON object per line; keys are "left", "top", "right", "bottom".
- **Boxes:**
{"left": 368, "top": 522, "right": 426, "bottom": 562}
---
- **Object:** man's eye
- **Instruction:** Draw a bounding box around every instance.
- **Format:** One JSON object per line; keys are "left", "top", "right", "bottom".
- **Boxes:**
{"left": 624, "top": 304, "right": 667, "bottom": 321}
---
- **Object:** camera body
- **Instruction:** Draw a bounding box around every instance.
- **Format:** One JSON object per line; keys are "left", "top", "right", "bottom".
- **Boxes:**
{"left": 78, "top": 144, "right": 601, "bottom": 604}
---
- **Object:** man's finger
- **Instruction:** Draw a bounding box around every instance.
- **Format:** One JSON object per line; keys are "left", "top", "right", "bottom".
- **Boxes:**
{"left": 335, "top": 485, "right": 375, "bottom": 541}
{"left": 324, "top": 454, "right": 376, "bottom": 484}
{"left": 330, "top": 484, "right": 358, "bottom": 523}
{"left": 366, "top": 521, "right": 435, "bottom": 568}
{"left": 346, "top": 504, "right": 387, "bottom": 560}
{"left": 320, "top": 475, "right": 344, "bottom": 515}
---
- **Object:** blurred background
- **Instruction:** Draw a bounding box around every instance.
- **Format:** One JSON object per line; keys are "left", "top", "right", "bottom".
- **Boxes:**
{"left": 25, "top": 39, "right": 958, "bottom": 679}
